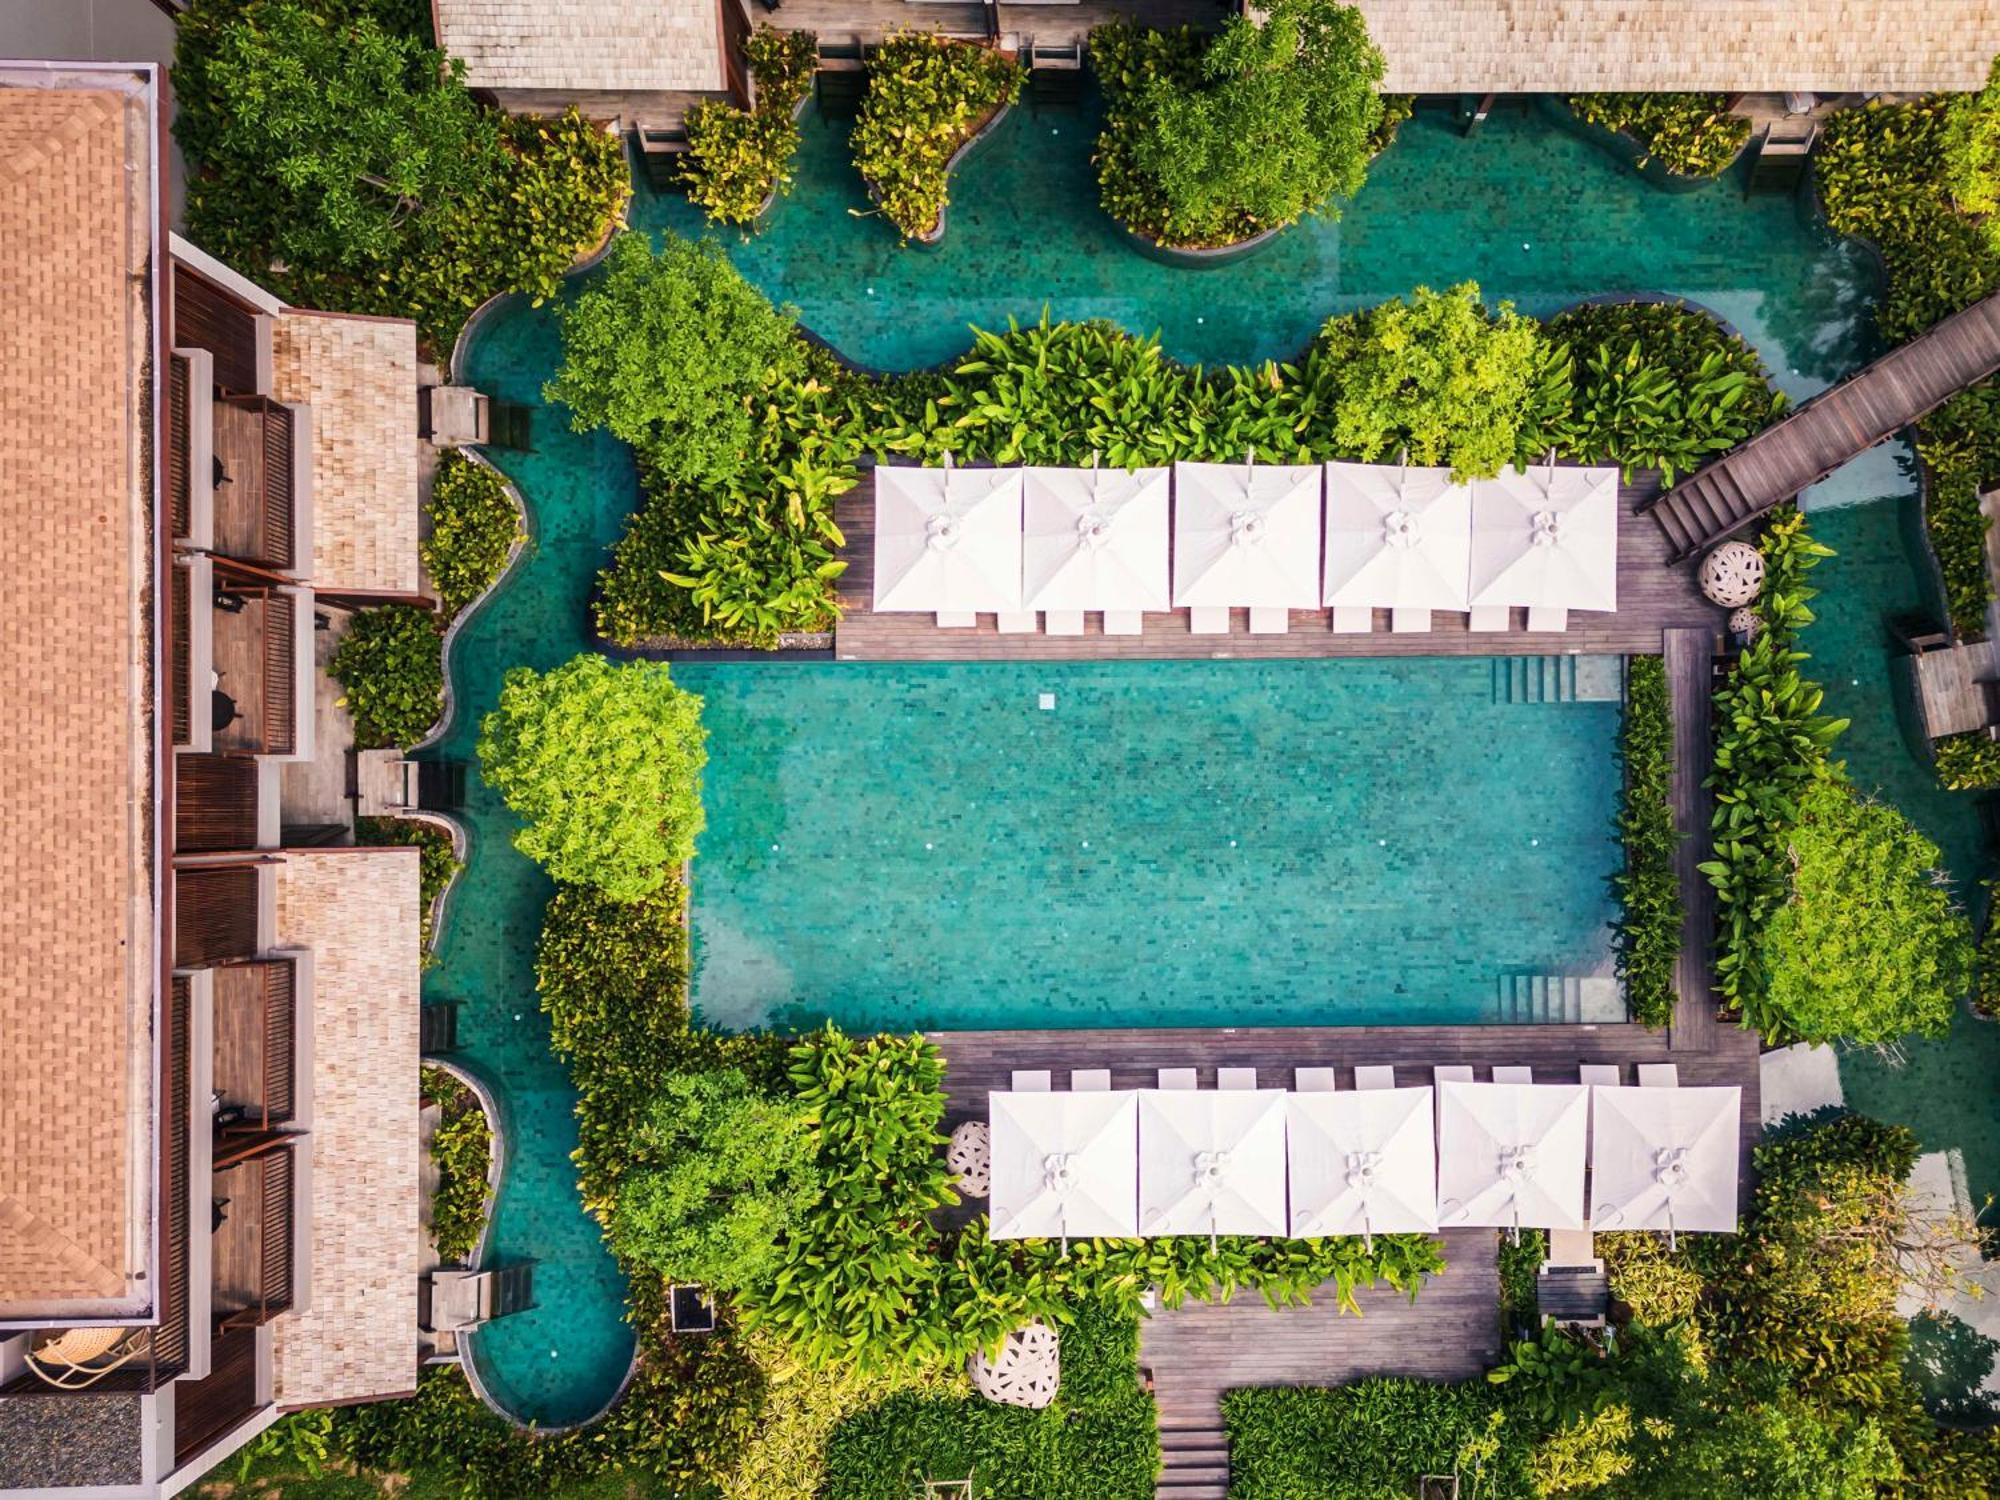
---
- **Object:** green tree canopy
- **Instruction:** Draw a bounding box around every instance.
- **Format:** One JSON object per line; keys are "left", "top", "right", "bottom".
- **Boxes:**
{"left": 545, "top": 232, "right": 802, "bottom": 489}
{"left": 1758, "top": 775, "right": 1972, "bottom": 1045}
{"left": 1944, "top": 56, "right": 2000, "bottom": 221}
{"left": 1318, "top": 283, "right": 1546, "bottom": 479}
{"left": 174, "top": 0, "right": 501, "bottom": 274}
{"left": 605, "top": 1069, "right": 820, "bottom": 1292}
{"left": 477, "top": 656, "right": 707, "bottom": 901}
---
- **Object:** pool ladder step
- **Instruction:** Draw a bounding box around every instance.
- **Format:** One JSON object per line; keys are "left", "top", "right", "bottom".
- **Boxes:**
{"left": 1493, "top": 655, "right": 1578, "bottom": 704}
{"left": 1499, "top": 974, "right": 1626, "bottom": 1024}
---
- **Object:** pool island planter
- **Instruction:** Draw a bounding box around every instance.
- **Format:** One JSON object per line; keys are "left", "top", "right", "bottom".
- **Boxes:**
{"left": 1118, "top": 218, "right": 1288, "bottom": 269}
{"left": 869, "top": 100, "right": 1015, "bottom": 249}
{"left": 1537, "top": 96, "right": 1748, "bottom": 194}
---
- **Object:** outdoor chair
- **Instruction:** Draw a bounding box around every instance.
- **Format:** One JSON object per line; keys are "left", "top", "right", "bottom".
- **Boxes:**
{"left": 1331, "top": 606, "right": 1372, "bottom": 634}
{"left": 1189, "top": 606, "right": 1230, "bottom": 635}
{"left": 23, "top": 1327, "right": 143, "bottom": 1389}
{"left": 1493, "top": 1065, "right": 1533, "bottom": 1084}
{"left": 1218, "top": 1067, "right": 1259, "bottom": 1090}
{"left": 1010, "top": 1069, "right": 1051, "bottom": 1092}
{"left": 1070, "top": 1069, "right": 1110, "bottom": 1091}
{"left": 997, "top": 612, "right": 1038, "bottom": 634}
{"left": 1248, "top": 606, "right": 1289, "bottom": 635}
{"left": 1637, "top": 1063, "right": 1679, "bottom": 1088}
{"left": 1527, "top": 606, "right": 1569, "bottom": 633}
{"left": 1579, "top": 1064, "right": 1620, "bottom": 1088}
{"left": 1354, "top": 1065, "right": 1396, "bottom": 1091}
{"left": 1157, "top": 1067, "right": 1197, "bottom": 1090}
{"left": 1044, "top": 610, "right": 1084, "bottom": 636}
{"left": 1391, "top": 607, "right": 1431, "bottom": 634}
{"left": 1102, "top": 610, "right": 1142, "bottom": 636}
{"left": 1469, "top": 606, "right": 1510, "bottom": 632}
{"left": 1295, "top": 1067, "right": 1337, "bottom": 1092}
{"left": 936, "top": 611, "right": 976, "bottom": 628}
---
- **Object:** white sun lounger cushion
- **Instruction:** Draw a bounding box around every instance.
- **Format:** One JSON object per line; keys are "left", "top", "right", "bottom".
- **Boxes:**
{"left": 1492, "top": 1065, "right": 1533, "bottom": 1085}
{"left": 1433, "top": 1065, "right": 1473, "bottom": 1086}
{"left": 1294, "top": 1067, "right": 1337, "bottom": 1092}
{"left": 1071, "top": 1069, "right": 1111, "bottom": 1091}
{"left": 1102, "top": 610, "right": 1143, "bottom": 636}
{"left": 1248, "top": 607, "right": 1289, "bottom": 635}
{"left": 1354, "top": 1065, "right": 1396, "bottom": 1091}
{"left": 1044, "top": 610, "right": 1084, "bottom": 636}
{"left": 1391, "top": 607, "right": 1430, "bottom": 634}
{"left": 1011, "top": 1070, "right": 1051, "bottom": 1092}
{"left": 1578, "top": 1064, "right": 1621, "bottom": 1088}
{"left": 1468, "top": 606, "right": 1509, "bottom": 632}
{"left": 1637, "top": 1063, "right": 1680, "bottom": 1088}
{"left": 1218, "top": 1067, "right": 1259, "bottom": 1090}
{"left": 1331, "top": 606, "right": 1372, "bottom": 634}
{"left": 937, "top": 610, "right": 976, "bottom": 628}
{"left": 1189, "top": 606, "right": 1230, "bottom": 635}
{"left": 997, "top": 611, "right": 1039, "bottom": 634}
{"left": 1527, "top": 606, "right": 1569, "bottom": 633}
{"left": 1157, "top": 1067, "right": 1197, "bottom": 1090}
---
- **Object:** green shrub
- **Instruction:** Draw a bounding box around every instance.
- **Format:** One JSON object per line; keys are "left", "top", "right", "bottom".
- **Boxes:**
{"left": 1944, "top": 57, "right": 2000, "bottom": 220}
{"left": 174, "top": 1, "right": 625, "bottom": 353}
{"left": 1565, "top": 93, "right": 1750, "bottom": 178}
{"left": 1088, "top": 0, "right": 1384, "bottom": 249}
{"left": 1817, "top": 97, "right": 2000, "bottom": 344}
{"left": 852, "top": 34, "right": 1022, "bottom": 241}
{"left": 478, "top": 655, "right": 707, "bottom": 902}
{"left": 1916, "top": 385, "right": 1999, "bottom": 639}
{"left": 1616, "top": 655, "right": 1681, "bottom": 1028}
{"left": 604, "top": 1068, "right": 821, "bottom": 1293}
{"left": 355, "top": 815, "right": 459, "bottom": 960}
{"left": 1980, "top": 881, "right": 2000, "bottom": 1019}
{"left": 1497, "top": 1227, "right": 1547, "bottom": 1337}
{"left": 421, "top": 1066, "right": 493, "bottom": 1265}
{"left": 1757, "top": 776, "right": 1971, "bottom": 1045}
{"left": 1316, "top": 284, "right": 1546, "bottom": 480}
{"left": 1223, "top": 1379, "right": 1531, "bottom": 1498}
{"left": 681, "top": 28, "right": 820, "bottom": 227}
{"left": 546, "top": 231, "right": 803, "bottom": 488}
{"left": 1700, "top": 510, "right": 1848, "bottom": 1025}
{"left": 328, "top": 603, "right": 444, "bottom": 750}
{"left": 819, "top": 1298, "right": 1158, "bottom": 1500}
{"left": 423, "top": 453, "right": 524, "bottom": 617}
{"left": 1543, "top": 300, "right": 1786, "bottom": 482}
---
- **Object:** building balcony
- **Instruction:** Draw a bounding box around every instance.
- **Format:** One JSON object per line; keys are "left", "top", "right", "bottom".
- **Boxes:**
{"left": 210, "top": 1140, "right": 296, "bottom": 1330}
{"left": 212, "top": 958, "right": 299, "bottom": 1133}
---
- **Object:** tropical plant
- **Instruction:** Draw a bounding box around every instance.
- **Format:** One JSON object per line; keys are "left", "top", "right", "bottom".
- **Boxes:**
{"left": 1489, "top": 1320, "right": 1617, "bottom": 1428}
{"left": 355, "top": 815, "right": 459, "bottom": 959}
{"left": 423, "top": 452, "right": 524, "bottom": 617}
{"left": 1565, "top": 93, "right": 1750, "bottom": 178}
{"left": 1599, "top": 1233, "right": 1705, "bottom": 1343}
{"left": 680, "top": 28, "right": 820, "bottom": 227}
{"left": 1701, "top": 510, "right": 1848, "bottom": 1026}
{"left": 545, "top": 231, "right": 803, "bottom": 488}
{"left": 1981, "top": 881, "right": 2000, "bottom": 1019}
{"left": 477, "top": 655, "right": 708, "bottom": 901}
{"left": 1616, "top": 655, "right": 1681, "bottom": 1028}
{"left": 851, "top": 34, "right": 1021, "bottom": 241}
{"left": 328, "top": 603, "right": 444, "bottom": 750}
{"left": 1528, "top": 1403, "right": 1635, "bottom": 1497}
{"left": 1943, "top": 56, "right": 2000, "bottom": 221}
{"left": 1316, "top": 284, "right": 1546, "bottom": 480}
{"left": 1497, "top": 1227, "right": 1546, "bottom": 1337}
{"left": 1088, "top": 0, "right": 1385, "bottom": 249}
{"left": 422, "top": 1066, "right": 493, "bottom": 1264}
{"left": 1916, "top": 385, "right": 2000, "bottom": 638}
{"left": 604, "top": 1068, "right": 821, "bottom": 1292}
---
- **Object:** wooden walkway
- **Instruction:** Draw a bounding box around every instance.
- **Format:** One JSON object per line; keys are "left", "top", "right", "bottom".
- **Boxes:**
{"left": 1663, "top": 629, "right": 1720, "bottom": 1054}
{"left": 1647, "top": 290, "right": 2000, "bottom": 560}
{"left": 835, "top": 472, "right": 1725, "bottom": 660}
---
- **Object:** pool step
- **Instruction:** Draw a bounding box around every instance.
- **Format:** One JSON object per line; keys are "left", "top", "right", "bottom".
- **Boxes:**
{"left": 1499, "top": 974, "right": 1627, "bottom": 1025}
{"left": 1157, "top": 1422, "right": 1230, "bottom": 1500}
{"left": 1493, "top": 654, "right": 1625, "bottom": 704}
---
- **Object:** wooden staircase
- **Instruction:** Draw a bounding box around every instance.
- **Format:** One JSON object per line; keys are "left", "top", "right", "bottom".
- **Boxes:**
{"left": 1157, "top": 1420, "right": 1230, "bottom": 1500}
{"left": 1645, "top": 289, "right": 2000, "bottom": 561}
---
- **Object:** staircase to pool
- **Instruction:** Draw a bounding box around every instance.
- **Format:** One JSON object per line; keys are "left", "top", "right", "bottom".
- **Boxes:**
{"left": 1499, "top": 974, "right": 1624, "bottom": 1024}
{"left": 1157, "top": 1420, "right": 1230, "bottom": 1499}
{"left": 1491, "top": 655, "right": 1624, "bottom": 704}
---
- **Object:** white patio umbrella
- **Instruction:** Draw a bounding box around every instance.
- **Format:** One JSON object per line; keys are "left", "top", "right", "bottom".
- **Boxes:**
{"left": 1171, "top": 460, "right": 1323, "bottom": 609}
{"left": 1286, "top": 1087, "right": 1439, "bottom": 1250}
{"left": 1022, "top": 466, "right": 1171, "bottom": 611}
{"left": 872, "top": 464, "right": 1024, "bottom": 613}
{"left": 1322, "top": 462, "right": 1472, "bottom": 610}
{"left": 1467, "top": 463, "right": 1620, "bottom": 612}
{"left": 1138, "top": 1088, "right": 1288, "bottom": 1244}
{"left": 1588, "top": 1085, "right": 1742, "bottom": 1246}
{"left": 1436, "top": 1081, "right": 1589, "bottom": 1238}
{"left": 988, "top": 1089, "right": 1140, "bottom": 1246}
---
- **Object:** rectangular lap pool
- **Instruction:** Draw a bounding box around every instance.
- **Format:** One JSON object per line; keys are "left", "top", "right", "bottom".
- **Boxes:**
{"left": 677, "top": 659, "right": 1624, "bottom": 1033}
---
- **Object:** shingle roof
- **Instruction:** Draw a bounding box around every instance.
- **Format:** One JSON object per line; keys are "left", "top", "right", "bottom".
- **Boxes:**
{"left": 0, "top": 73, "right": 158, "bottom": 1318}
{"left": 271, "top": 310, "right": 422, "bottom": 596}
{"left": 1356, "top": 0, "right": 2000, "bottom": 92}
{"left": 271, "top": 850, "right": 422, "bottom": 1407}
{"left": 434, "top": 0, "right": 723, "bottom": 94}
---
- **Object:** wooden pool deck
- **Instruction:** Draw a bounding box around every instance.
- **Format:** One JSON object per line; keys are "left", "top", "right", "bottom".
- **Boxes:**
{"left": 1664, "top": 629, "right": 1721, "bottom": 1054}
{"left": 833, "top": 470, "right": 1726, "bottom": 661}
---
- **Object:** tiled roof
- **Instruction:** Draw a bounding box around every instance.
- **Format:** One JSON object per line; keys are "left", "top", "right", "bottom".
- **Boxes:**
{"left": 271, "top": 311, "right": 421, "bottom": 596}
{"left": 1356, "top": 0, "right": 2000, "bottom": 92}
{"left": 0, "top": 75, "right": 157, "bottom": 1317}
{"left": 271, "top": 850, "right": 422, "bottom": 1407}
{"left": 434, "top": 0, "right": 723, "bottom": 94}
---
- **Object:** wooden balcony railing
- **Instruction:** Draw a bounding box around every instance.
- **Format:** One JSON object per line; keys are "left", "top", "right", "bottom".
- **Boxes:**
{"left": 171, "top": 562, "right": 192, "bottom": 746}
{"left": 175, "top": 754, "right": 261, "bottom": 854}
{"left": 168, "top": 353, "right": 191, "bottom": 539}
{"left": 214, "top": 959, "right": 296, "bottom": 1129}
{"left": 215, "top": 395, "right": 295, "bottom": 572}
{"left": 174, "top": 864, "right": 260, "bottom": 968}
{"left": 262, "top": 590, "right": 295, "bottom": 756}
{"left": 158, "top": 975, "right": 192, "bottom": 1381}
{"left": 216, "top": 1142, "right": 294, "bottom": 1329}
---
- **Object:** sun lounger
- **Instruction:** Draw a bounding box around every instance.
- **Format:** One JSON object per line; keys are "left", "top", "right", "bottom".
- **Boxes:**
{"left": 1331, "top": 606, "right": 1372, "bottom": 634}
{"left": 1045, "top": 610, "right": 1084, "bottom": 636}
{"left": 1248, "top": 607, "right": 1288, "bottom": 635}
{"left": 1527, "top": 606, "right": 1569, "bottom": 633}
{"left": 1102, "top": 610, "right": 1142, "bottom": 636}
{"left": 1492, "top": 1065, "right": 1533, "bottom": 1085}
{"left": 1637, "top": 1063, "right": 1680, "bottom": 1088}
{"left": 937, "top": 611, "right": 976, "bottom": 628}
{"left": 1579, "top": 1064, "right": 1621, "bottom": 1088}
{"left": 1189, "top": 607, "right": 1230, "bottom": 635}
{"left": 997, "top": 612, "right": 1039, "bottom": 634}
{"left": 1354, "top": 1065, "right": 1396, "bottom": 1091}
{"left": 1218, "top": 1067, "right": 1259, "bottom": 1090}
{"left": 1011, "top": 1070, "right": 1051, "bottom": 1092}
{"left": 1391, "top": 607, "right": 1430, "bottom": 634}
{"left": 1294, "top": 1067, "right": 1337, "bottom": 1092}
{"left": 1071, "top": 1068, "right": 1111, "bottom": 1091}
{"left": 1468, "top": 606, "right": 1510, "bottom": 632}
{"left": 1434, "top": 1065, "right": 1473, "bottom": 1087}
{"left": 1158, "top": 1067, "right": 1197, "bottom": 1090}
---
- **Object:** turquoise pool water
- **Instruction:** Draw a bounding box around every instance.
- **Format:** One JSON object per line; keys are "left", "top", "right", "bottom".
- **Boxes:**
{"left": 679, "top": 659, "right": 1620, "bottom": 1033}
{"left": 437, "top": 96, "right": 1995, "bottom": 1425}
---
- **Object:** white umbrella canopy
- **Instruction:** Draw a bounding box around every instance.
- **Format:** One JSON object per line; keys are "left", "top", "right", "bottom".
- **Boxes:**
{"left": 988, "top": 1089, "right": 1140, "bottom": 1241}
{"left": 1322, "top": 462, "right": 1472, "bottom": 610}
{"left": 1467, "top": 464, "right": 1620, "bottom": 612}
{"left": 1171, "top": 461, "right": 1324, "bottom": 610}
{"left": 1286, "top": 1088, "right": 1439, "bottom": 1246}
{"left": 1022, "top": 466, "right": 1171, "bottom": 611}
{"left": 1436, "top": 1081, "right": 1589, "bottom": 1233}
{"left": 1588, "top": 1085, "right": 1742, "bottom": 1240}
{"left": 1138, "top": 1088, "right": 1289, "bottom": 1238}
{"left": 872, "top": 465, "right": 1025, "bottom": 613}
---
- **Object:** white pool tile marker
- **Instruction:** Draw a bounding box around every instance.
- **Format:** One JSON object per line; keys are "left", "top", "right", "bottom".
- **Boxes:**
{"left": 1039, "top": 692, "right": 1056, "bottom": 710}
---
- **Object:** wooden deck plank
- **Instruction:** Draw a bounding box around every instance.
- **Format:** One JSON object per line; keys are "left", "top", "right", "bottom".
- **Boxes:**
{"left": 1664, "top": 629, "right": 1719, "bottom": 1054}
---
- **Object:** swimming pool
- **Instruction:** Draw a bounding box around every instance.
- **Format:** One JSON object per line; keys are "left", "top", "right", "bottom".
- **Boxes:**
{"left": 679, "top": 658, "right": 1622, "bottom": 1033}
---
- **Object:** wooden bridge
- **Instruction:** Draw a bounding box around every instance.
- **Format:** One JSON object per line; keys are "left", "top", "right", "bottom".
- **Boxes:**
{"left": 1646, "top": 291, "right": 2000, "bottom": 560}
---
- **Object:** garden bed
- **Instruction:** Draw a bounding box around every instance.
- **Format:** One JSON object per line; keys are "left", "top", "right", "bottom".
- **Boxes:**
{"left": 1542, "top": 94, "right": 1750, "bottom": 191}
{"left": 869, "top": 99, "right": 1014, "bottom": 249}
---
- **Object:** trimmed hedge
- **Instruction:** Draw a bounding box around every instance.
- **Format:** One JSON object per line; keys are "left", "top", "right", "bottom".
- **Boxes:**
{"left": 328, "top": 604, "right": 444, "bottom": 751}
{"left": 1615, "top": 655, "right": 1681, "bottom": 1028}
{"left": 1566, "top": 93, "right": 1749, "bottom": 178}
